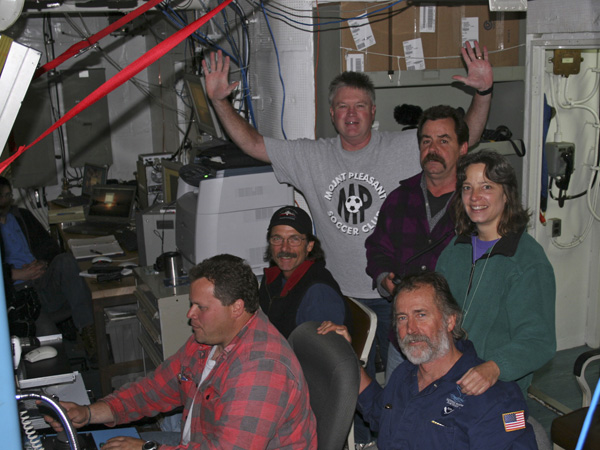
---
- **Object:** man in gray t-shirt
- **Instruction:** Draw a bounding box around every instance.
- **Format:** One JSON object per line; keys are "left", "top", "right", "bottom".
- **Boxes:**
{"left": 202, "top": 43, "right": 493, "bottom": 377}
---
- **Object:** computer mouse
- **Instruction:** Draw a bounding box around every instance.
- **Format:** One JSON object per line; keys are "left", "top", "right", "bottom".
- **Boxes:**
{"left": 24, "top": 345, "right": 58, "bottom": 363}
{"left": 117, "top": 263, "right": 135, "bottom": 276}
{"left": 92, "top": 256, "right": 112, "bottom": 264}
{"left": 118, "top": 262, "right": 137, "bottom": 268}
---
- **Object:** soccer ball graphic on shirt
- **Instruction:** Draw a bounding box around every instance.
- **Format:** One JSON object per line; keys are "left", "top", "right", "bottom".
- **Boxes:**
{"left": 345, "top": 195, "right": 363, "bottom": 214}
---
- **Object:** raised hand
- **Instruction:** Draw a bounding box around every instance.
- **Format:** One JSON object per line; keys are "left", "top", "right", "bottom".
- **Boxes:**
{"left": 452, "top": 41, "right": 493, "bottom": 92}
{"left": 202, "top": 50, "right": 240, "bottom": 102}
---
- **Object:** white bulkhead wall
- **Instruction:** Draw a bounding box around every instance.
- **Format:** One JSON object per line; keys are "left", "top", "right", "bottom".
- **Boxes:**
{"left": 525, "top": 0, "right": 600, "bottom": 350}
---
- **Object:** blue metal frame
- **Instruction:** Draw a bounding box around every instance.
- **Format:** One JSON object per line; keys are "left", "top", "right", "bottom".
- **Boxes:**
{"left": 0, "top": 254, "right": 23, "bottom": 448}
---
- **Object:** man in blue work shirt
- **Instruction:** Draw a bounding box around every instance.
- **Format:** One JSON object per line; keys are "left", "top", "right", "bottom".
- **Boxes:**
{"left": 319, "top": 271, "right": 537, "bottom": 449}
{"left": 259, "top": 206, "right": 349, "bottom": 338}
{"left": 0, "top": 176, "right": 96, "bottom": 361}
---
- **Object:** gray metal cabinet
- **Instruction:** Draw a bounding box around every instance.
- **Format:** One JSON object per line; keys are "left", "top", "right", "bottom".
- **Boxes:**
{"left": 133, "top": 267, "right": 191, "bottom": 371}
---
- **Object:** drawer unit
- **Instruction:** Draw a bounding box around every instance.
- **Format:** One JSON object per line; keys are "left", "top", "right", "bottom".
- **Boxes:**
{"left": 138, "top": 326, "right": 163, "bottom": 369}
{"left": 133, "top": 267, "right": 192, "bottom": 368}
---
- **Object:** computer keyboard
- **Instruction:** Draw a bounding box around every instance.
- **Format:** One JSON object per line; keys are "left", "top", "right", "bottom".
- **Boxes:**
{"left": 114, "top": 228, "right": 138, "bottom": 252}
{"left": 88, "top": 263, "right": 122, "bottom": 274}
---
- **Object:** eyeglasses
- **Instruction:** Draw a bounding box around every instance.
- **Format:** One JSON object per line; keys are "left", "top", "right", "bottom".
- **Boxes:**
{"left": 269, "top": 235, "right": 306, "bottom": 247}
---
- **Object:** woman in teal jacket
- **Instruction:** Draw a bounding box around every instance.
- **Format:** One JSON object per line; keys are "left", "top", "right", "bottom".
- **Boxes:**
{"left": 436, "top": 150, "right": 556, "bottom": 397}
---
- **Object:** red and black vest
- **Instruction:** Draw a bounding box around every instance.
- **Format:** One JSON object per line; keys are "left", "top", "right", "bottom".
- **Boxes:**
{"left": 259, "top": 260, "right": 348, "bottom": 338}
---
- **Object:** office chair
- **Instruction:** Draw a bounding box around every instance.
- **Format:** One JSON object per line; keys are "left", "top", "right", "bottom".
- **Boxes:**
{"left": 551, "top": 348, "right": 600, "bottom": 450}
{"left": 342, "top": 296, "right": 378, "bottom": 449}
{"left": 288, "top": 321, "right": 361, "bottom": 450}
{"left": 343, "top": 296, "right": 377, "bottom": 367}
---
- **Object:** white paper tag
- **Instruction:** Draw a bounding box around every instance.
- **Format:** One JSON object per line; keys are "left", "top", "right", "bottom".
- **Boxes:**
{"left": 419, "top": 5, "right": 436, "bottom": 33}
{"left": 349, "top": 17, "right": 376, "bottom": 51}
{"left": 403, "top": 38, "right": 426, "bottom": 71}
{"left": 461, "top": 17, "right": 479, "bottom": 47}
{"left": 346, "top": 53, "right": 365, "bottom": 72}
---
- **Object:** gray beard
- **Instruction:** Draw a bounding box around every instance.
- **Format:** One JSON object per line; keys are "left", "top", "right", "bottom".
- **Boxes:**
{"left": 398, "top": 326, "right": 451, "bottom": 365}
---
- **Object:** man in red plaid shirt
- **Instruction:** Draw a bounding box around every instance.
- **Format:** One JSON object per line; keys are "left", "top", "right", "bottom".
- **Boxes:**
{"left": 45, "top": 254, "right": 317, "bottom": 450}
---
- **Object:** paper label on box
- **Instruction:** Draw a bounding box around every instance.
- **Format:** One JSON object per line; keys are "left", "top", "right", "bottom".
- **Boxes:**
{"left": 403, "top": 38, "right": 426, "bottom": 71}
{"left": 346, "top": 53, "right": 365, "bottom": 72}
{"left": 419, "top": 5, "right": 436, "bottom": 33}
{"left": 461, "top": 17, "right": 479, "bottom": 47}
{"left": 348, "top": 17, "right": 376, "bottom": 51}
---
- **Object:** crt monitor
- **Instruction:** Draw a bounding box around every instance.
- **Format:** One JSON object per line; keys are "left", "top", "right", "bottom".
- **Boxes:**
{"left": 183, "top": 73, "right": 225, "bottom": 140}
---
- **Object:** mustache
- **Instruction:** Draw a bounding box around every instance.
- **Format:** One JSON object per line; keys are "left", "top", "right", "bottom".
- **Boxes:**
{"left": 276, "top": 251, "right": 297, "bottom": 259}
{"left": 401, "top": 334, "right": 432, "bottom": 346}
{"left": 422, "top": 153, "right": 447, "bottom": 168}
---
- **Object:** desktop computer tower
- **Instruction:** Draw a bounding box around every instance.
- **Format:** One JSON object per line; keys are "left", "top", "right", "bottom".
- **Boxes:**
{"left": 135, "top": 204, "right": 177, "bottom": 267}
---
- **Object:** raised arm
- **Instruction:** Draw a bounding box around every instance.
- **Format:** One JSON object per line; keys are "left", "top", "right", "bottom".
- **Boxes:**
{"left": 454, "top": 41, "right": 494, "bottom": 147}
{"left": 202, "top": 51, "right": 270, "bottom": 162}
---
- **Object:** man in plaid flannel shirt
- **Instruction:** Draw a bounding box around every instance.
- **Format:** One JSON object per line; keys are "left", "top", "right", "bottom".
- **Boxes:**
{"left": 45, "top": 254, "right": 317, "bottom": 450}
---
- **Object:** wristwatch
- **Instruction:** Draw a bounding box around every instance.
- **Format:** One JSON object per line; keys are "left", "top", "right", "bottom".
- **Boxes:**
{"left": 142, "top": 441, "right": 159, "bottom": 450}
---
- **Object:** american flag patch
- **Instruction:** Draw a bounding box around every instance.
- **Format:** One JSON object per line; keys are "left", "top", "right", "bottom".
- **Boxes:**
{"left": 503, "top": 410, "right": 526, "bottom": 432}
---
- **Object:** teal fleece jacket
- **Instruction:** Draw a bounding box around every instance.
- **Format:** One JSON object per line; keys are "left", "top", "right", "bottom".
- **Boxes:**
{"left": 436, "top": 230, "right": 556, "bottom": 395}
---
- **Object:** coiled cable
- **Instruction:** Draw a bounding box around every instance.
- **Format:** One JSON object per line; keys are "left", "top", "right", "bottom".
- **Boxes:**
{"left": 16, "top": 392, "right": 80, "bottom": 450}
{"left": 19, "top": 407, "right": 45, "bottom": 450}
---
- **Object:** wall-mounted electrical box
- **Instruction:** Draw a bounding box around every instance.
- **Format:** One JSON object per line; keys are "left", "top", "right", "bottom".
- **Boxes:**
{"left": 552, "top": 49, "right": 582, "bottom": 77}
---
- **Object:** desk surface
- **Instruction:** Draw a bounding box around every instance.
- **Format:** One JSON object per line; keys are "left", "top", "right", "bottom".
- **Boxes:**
{"left": 60, "top": 229, "right": 139, "bottom": 298}
{"left": 41, "top": 427, "right": 140, "bottom": 450}
{"left": 91, "top": 427, "right": 140, "bottom": 448}
{"left": 59, "top": 227, "right": 143, "bottom": 396}
{"left": 17, "top": 335, "right": 76, "bottom": 389}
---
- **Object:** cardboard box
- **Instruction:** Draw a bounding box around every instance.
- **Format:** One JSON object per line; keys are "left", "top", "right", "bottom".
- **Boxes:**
{"left": 434, "top": 5, "right": 520, "bottom": 69}
{"left": 341, "top": 3, "right": 520, "bottom": 72}
{"left": 341, "top": 2, "right": 426, "bottom": 71}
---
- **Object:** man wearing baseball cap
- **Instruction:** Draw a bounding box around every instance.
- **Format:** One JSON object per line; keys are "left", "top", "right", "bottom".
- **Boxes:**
{"left": 259, "top": 206, "right": 349, "bottom": 338}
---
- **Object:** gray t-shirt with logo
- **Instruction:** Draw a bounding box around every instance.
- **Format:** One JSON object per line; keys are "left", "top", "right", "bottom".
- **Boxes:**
{"left": 265, "top": 130, "right": 421, "bottom": 299}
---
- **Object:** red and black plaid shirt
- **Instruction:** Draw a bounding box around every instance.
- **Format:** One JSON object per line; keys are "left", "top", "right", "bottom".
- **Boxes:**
{"left": 102, "top": 310, "right": 317, "bottom": 449}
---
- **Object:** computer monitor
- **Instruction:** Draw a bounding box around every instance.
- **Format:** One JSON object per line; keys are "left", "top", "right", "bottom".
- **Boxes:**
{"left": 183, "top": 73, "right": 225, "bottom": 140}
{"left": 82, "top": 163, "right": 108, "bottom": 196}
{"left": 161, "top": 160, "right": 183, "bottom": 204}
{"left": 88, "top": 184, "right": 137, "bottom": 224}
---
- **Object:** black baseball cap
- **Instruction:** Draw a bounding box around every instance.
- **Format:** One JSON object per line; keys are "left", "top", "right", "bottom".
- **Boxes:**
{"left": 268, "top": 206, "right": 312, "bottom": 235}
